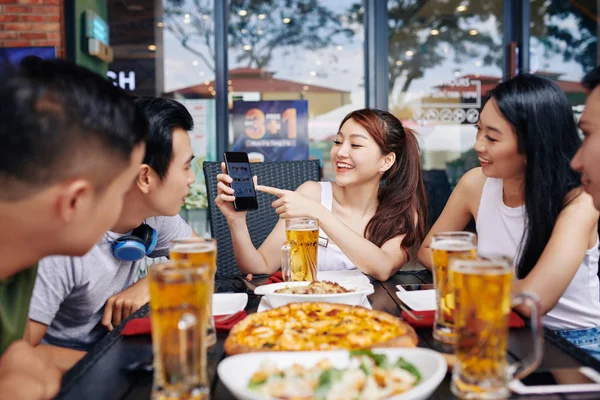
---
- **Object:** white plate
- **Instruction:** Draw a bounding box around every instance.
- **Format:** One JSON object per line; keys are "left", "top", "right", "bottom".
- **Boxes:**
{"left": 254, "top": 281, "right": 374, "bottom": 309}
{"left": 212, "top": 293, "right": 248, "bottom": 316}
{"left": 395, "top": 290, "right": 436, "bottom": 311}
{"left": 257, "top": 294, "right": 372, "bottom": 312}
{"left": 317, "top": 270, "right": 371, "bottom": 286}
{"left": 217, "top": 348, "right": 447, "bottom": 400}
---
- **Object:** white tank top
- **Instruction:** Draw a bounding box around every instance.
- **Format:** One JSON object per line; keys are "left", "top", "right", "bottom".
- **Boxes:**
{"left": 316, "top": 182, "right": 357, "bottom": 271}
{"left": 477, "top": 177, "right": 600, "bottom": 330}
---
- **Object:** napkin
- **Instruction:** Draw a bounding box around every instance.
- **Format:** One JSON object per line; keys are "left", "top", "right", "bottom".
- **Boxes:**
{"left": 266, "top": 271, "right": 284, "bottom": 284}
{"left": 395, "top": 290, "right": 437, "bottom": 311}
{"left": 213, "top": 311, "right": 248, "bottom": 331}
{"left": 401, "top": 310, "right": 525, "bottom": 329}
{"left": 120, "top": 317, "right": 151, "bottom": 336}
{"left": 120, "top": 311, "right": 248, "bottom": 336}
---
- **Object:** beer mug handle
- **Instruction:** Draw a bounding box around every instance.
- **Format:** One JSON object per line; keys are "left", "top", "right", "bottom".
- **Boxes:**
{"left": 178, "top": 312, "right": 199, "bottom": 381}
{"left": 281, "top": 242, "right": 291, "bottom": 281}
{"left": 507, "top": 292, "right": 544, "bottom": 380}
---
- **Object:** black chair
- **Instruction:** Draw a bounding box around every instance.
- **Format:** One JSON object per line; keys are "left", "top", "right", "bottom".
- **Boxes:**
{"left": 422, "top": 169, "right": 452, "bottom": 230}
{"left": 422, "top": 169, "right": 476, "bottom": 232}
{"left": 203, "top": 160, "right": 321, "bottom": 278}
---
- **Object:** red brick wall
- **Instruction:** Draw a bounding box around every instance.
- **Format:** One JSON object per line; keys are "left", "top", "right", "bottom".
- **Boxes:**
{"left": 0, "top": 0, "right": 65, "bottom": 58}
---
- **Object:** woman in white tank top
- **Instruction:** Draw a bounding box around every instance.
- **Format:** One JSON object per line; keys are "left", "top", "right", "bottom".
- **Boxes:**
{"left": 315, "top": 181, "right": 356, "bottom": 271}
{"left": 215, "top": 109, "right": 428, "bottom": 281}
{"left": 417, "top": 74, "right": 600, "bottom": 359}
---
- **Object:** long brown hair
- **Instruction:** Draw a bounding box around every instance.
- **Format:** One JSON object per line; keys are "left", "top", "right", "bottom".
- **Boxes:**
{"left": 339, "top": 109, "right": 427, "bottom": 253}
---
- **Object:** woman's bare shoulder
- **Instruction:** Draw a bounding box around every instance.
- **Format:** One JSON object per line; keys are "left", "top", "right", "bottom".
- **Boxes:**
{"left": 296, "top": 180, "right": 322, "bottom": 202}
{"left": 563, "top": 188, "right": 598, "bottom": 216}
{"left": 456, "top": 167, "right": 487, "bottom": 195}
{"left": 451, "top": 167, "right": 487, "bottom": 217}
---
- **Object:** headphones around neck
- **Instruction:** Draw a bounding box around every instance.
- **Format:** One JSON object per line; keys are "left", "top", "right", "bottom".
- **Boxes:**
{"left": 111, "top": 223, "right": 157, "bottom": 261}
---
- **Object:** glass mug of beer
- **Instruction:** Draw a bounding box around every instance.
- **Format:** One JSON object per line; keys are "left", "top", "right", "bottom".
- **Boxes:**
{"left": 170, "top": 238, "right": 217, "bottom": 347}
{"left": 430, "top": 231, "right": 477, "bottom": 344}
{"left": 281, "top": 218, "right": 319, "bottom": 281}
{"left": 450, "top": 257, "right": 543, "bottom": 399}
{"left": 149, "top": 261, "right": 210, "bottom": 400}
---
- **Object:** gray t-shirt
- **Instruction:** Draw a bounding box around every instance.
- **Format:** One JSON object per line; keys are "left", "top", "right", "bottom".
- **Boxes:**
{"left": 29, "top": 215, "right": 192, "bottom": 351}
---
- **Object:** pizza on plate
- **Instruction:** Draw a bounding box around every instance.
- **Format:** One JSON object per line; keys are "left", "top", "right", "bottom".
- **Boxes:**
{"left": 224, "top": 302, "right": 418, "bottom": 355}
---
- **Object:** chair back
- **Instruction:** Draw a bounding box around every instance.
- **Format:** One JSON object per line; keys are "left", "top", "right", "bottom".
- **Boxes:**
{"left": 422, "top": 169, "right": 451, "bottom": 229}
{"left": 422, "top": 169, "right": 476, "bottom": 232}
{"left": 203, "top": 160, "right": 321, "bottom": 278}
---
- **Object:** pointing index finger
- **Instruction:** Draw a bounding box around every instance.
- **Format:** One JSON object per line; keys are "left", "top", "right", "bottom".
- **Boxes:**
{"left": 256, "top": 185, "right": 285, "bottom": 197}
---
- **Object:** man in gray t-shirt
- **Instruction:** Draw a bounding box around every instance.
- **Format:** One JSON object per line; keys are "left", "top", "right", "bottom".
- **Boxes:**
{"left": 27, "top": 98, "right": 199, "bottom": 355}
{"left": 29, "top": 215, "right": 192, "bottom": 350}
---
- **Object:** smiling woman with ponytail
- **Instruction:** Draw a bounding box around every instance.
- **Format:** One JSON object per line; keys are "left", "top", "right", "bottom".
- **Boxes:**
{"left": 214, "top": 108, "right": 428, "bottom": 281}
{"left": 351, "top": 110, "right": 428, "bottom": 252}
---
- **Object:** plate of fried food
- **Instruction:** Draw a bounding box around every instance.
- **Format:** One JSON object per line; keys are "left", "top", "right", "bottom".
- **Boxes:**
{"left": 254, "top": 280, "right": 374, "bottom": 308}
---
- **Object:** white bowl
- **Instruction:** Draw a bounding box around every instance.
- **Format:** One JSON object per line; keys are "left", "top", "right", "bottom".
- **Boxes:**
{"left": 253, "top": 281, "right": 374, "bottom": 308}
{"left": 217, "top": 348, "right": 447, "bottom": 400}
{"left": 212, "top": 293, "right": 248, "bottom": 316}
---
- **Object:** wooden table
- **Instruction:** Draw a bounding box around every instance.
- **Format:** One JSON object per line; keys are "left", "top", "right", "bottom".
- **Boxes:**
{"left": 56, "top": 271, "right": 600, "bottom": 400}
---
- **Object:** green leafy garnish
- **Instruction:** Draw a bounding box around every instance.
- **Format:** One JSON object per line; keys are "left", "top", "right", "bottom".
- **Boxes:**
{"left": 349, "top": 349, "right": 388, "bottom": 368}
{"left": 395, "top": 357, "right": 421, "bottom": 382}
{"left": 247, "top": 377, "right": 267, "bottom": 390}
{"left": 359, "top": 362, "right": 372, "bottom": 375}
{"left": 314, "top": 368, "right": 343, "bottom": 400}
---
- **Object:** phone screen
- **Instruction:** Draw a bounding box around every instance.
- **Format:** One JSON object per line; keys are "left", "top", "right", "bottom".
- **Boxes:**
{"left": 227, "top": 162, "right": 255, "bottom": 198}
{"left": 224, "top": 152, "right": 258, "bottom": 211}
{"left": 520, "top": 369, "right": 597, "bottom": 386}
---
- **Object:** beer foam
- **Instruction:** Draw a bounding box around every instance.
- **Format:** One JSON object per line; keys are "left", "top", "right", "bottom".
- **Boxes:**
{"left": 171, "top": 243, "right": 213, "bottom": 253}
{"left": 286, "top": 225, "right": 318, "bottom": 231}
{"left": 431, "top": 239, "right": 476, "bottom": 251}
{"left": 453, "top": 263, "right": 510, "bottom": 275}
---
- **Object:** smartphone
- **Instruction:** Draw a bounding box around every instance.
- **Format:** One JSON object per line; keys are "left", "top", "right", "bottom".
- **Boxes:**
{"left": 223, "top": 152, "right": 258, "bottom": 211}
{"left": 398, "top": 284, "right": 435, "bottom": 291}
{"left": 509, "top": 367, "right": 600, "bottom": 394}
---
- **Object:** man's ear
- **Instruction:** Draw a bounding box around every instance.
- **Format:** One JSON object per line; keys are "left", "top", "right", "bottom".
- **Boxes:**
{"left": 136, "top": 164, "right": 152, "bottom": 194}
{"left": 56, "top": 179, "right": 93, "bottom": 223}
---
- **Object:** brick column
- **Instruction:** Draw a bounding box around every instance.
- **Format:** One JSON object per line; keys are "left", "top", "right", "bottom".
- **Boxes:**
{"left": 0, "top": 0, "right": 65, "bottom": 58}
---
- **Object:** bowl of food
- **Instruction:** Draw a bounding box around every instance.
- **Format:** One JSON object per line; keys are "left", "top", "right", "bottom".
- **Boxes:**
{"left": 217, "top": 348, "right": 447, "bottom": 400}
{"left": 254, "top": 281, "right": 374, "bottom": 308}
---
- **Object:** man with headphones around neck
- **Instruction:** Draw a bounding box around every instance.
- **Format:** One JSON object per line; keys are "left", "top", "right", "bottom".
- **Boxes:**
{"left": 0, "top": 58, "right": 147, "bottom": 399}
{"left": 26, "top": 97, "right": 197, "bottom": 365}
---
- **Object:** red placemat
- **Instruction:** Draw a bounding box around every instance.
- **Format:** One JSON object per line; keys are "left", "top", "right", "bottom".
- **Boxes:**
{"left": 401, "top": 310, "right": 525, "bottom": 329}
{"left": 120, "top": 311, "right": 248, "bottom": 336}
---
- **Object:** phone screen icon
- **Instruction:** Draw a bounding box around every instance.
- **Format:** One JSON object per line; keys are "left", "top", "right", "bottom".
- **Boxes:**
{"left": 227, "top": 162, "right": 255, "bottom": 198}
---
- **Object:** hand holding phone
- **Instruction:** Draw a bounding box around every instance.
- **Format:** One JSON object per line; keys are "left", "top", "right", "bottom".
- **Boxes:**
{"left": 223, "top": 152, "right": 258, "bottom": 211}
